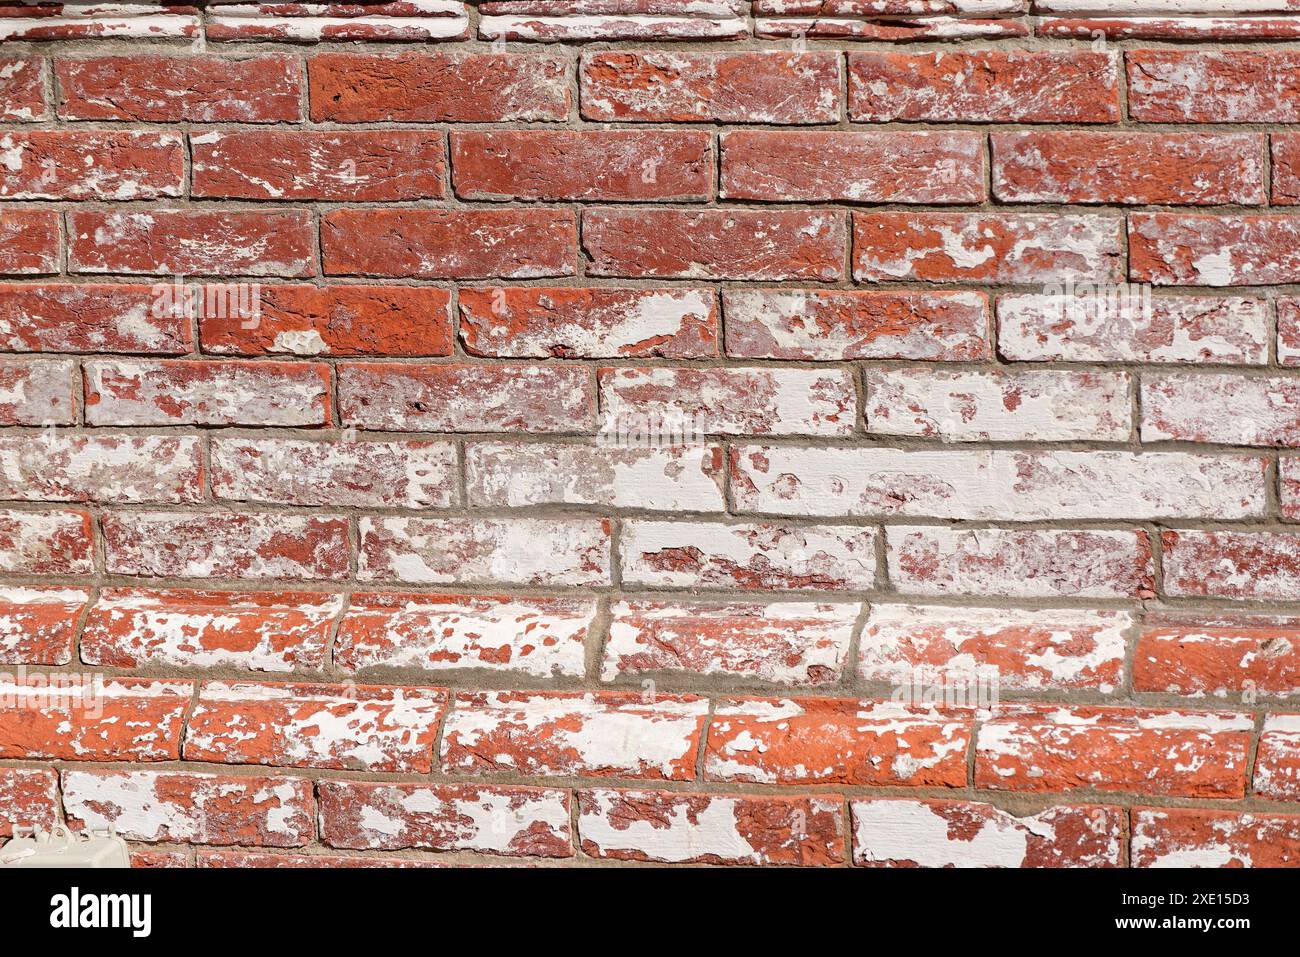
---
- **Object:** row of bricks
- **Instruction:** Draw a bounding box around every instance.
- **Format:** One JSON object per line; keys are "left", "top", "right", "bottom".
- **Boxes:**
{"left": 5, "top": 128, "right": 1300, "bottom": 207}
{"left": 13, "top": 50, "right": 1300, "bottom": 125}
{"left": 0, "top": 680, "right": 1296, "bottom": 799}
{"left": 7, "top": 511, "right": 1300, "bottom": 600}
{"left": 15, "top": 2, "right": 1300, "bottom": 46}
{"left": 9, "top": 766, "right": 1300, "bottom": 867}
{"left": 6, "top": 585, "right": 1300, "bottom": 694}
{"left": 0, "top": 428, "right": 1297, "bottom": 509}
{"left": 0, "top": 284, "right": 1288, "bottom": 366}
{"left": 8, "top": 364, "right": 1300, "bottom": 444}
{"left": 17, "top": 207, "right": 1300, "bottom": 286}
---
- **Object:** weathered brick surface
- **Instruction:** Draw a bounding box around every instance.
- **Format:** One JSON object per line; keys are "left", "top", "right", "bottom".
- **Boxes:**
{"left": 0, "top": 508, "right": 92, "bottom": 575}
{"left": 865, "top": 369, "right": 1130, "bottom": 442}
{"left": 184, "top": 682, "right": 447, "bottom": 773}
{"left": 358, "top": 517, "right": 611, "bottom": 586}
{"left": 724, "top": 289, "right": 989, "bottom": 361}
{"left": 459, "top": 287, "right": 717, "bottom": 359}
{"left": 1254, "top": 715, "right": 1300, "bottom": 801}
{"left": 0, "top": 58, "right": 46, "bottom": 121}
{"left": 706, "top": 698, "right": 971, "bottom": 787}
{"left": 104, "top": 513, "right": 349, "bottom": 581}
{"left": 335, "top": 594, "right": 594, "bottom": 679}
{"left": 192, "top": 130, "right": 447, "bottom": 201}
{"left": 63, "top": 769, "right": 315, "bottom": 846}
{"left": 620, "top": 521, "right": 876, "bottom": 591}
{"left": 0, "top": 209, "right": 59, "bottom": 274}
{"left": 4, "top": 5, "right": 1300, "bottom": 871}
{"left": 997, "top": 294, "right": 1268, "bottom": 364}
{"left": 991, "top": 131, "right": 1264, "bottom": 206}
{"left": 69, "top": 210, "right": 315, "bottom": 277}
{"left": 58, "top": 55, "right": 301, "bottom": 122}
{"left": 1134, "top": 614, "right": 1300, "bottom": 699}
{"left": 1127, "top": 50, "right": 1300, "bottom": 123}
{"left": 848, "top": 51, "right": 1119, "bottom": 122}
{"left": 0, "top": 587, "right": 86, "bottom": 665}
{"left": 0, "top": 131, "right": 184, "bottom": 201}
{"left": 852, "top": 799, "right": 1123, "bottom": 868}
{"left": 1163, "top": 530, "right": 1300, "bottom": 601}
{"left": 860, "top": 605, "right": 1131, "bottom": 693}
{"left": 465, "top": 442, "right": 724, "bottom": 511}
{"left": 604, "top": 601, "right": 857, "bottom": 685}
{"left": 975, "top": 706, "right": 1253, "bottom": 799}
{"left": 0, "top": 283, "right": 193, "bottom": 354}
{"left": 212, "top": 437, "right": 458, "bottom": 509}
{"left": 0, "top": 360, "right": 75, "bottom": 425}
{"left": 338, "top": 362, "right": 592, "bottom": 433}
{"left": 887, "top": 526, "right": 1156, "bottom": 599}
{"left": 0, "top": 678, "right": 191, "bottom": 762}
{"left": 580, "top": 51, "right": 839, "bottom": 123}
{"left": 854, "top": 212, "right": 1123, "bottom": 284}
{"left": 310, "top": 52, "right": 569, "bottom": 122}
{"left": 81, "top": 589, "right": 340, "bottom": 673}
{"left": 0, "top": 433, "right": 201, "bottom": 503}
{"left": 731, "top": 448, "right": 1264, "bottom": 520}
{"left": 318, "top": 780, "right": 572, "bottom": 857}
{"left": 441, "top": 691, "right": 708, "bottom": 781}
{"left": 85, "top": 359, "right": 330, "bottom": 426}
{"left": 0, "top": 769, "right": 59, "bottom": 837}
{"left": 577, "top": 789, "right": 844, "bottom": 866}
{"left": 720, "top": 130, "right": 985, "bottom": 204}
{"left": 1132, "top": 808, "right": 1300, "bottom": 868}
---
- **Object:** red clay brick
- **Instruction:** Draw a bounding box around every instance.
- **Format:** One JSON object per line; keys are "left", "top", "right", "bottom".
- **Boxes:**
{"left": 721, "top": 130, "right": 985, "bottom": 204}
{"left": 0, "top": 283, "right": 192, "bottom": 353}
{"left": 578, "top": 789, "right": 845, "bottom": 866}
{"left": 992, "top": 131, "right": 1264, "bottom": 205}
{"left": 63, "top": 769, "right": 315, "bottom": 846}
{"left": 322, "top": 209, "right": 575, "bottom": 279}
{"left": 0, "top": 586, "right": 87, "bottom": 666}
{"left": 192, "top": 130, "right": 446, "bottom": 201}
{"left": 459, "top": 287, "right": 717, "bottom": 359}
{"left": 81, "top": 588, "right": 340, "bottom": 673}
{"left": 318, "top": 780, "right": 572, "bottom": 857}
{"left": 200, "top": 285, "right": 452, "bottom": 358}
{"left": 441, "top": 690, "right": 708, "bottom": 781}
{"left": 0, "top": 209, "right": 59, "bottom": 275}
{"left": 0, "top": 57, "right": 46, "bottom": 121}
{"left": 69, "top": 210, "right": 315, "bottom": 277}
{"left": 0, "top": 131, "right": 183, "bottom": 200}
{"left": 0, "top": 677, "right": 191, "bottom": 762}
{"left": 1132, "top": 808, "right": 1300, "bottom": 867}
{"left": 975, "top": 705, "right": 1253, "bottom": 799}
{"left": 309, "top": 52, "right": 569, "bottom": 122}
{"left": 451, "top": 129, "right": 712, "bottom": 201}
{"left": 848, "top": 51, "right": 1119, "bottom": 123}
{"left": 0, "top": 768, "right": 59, "bottom": 837}
{"left": 185, "top": 681, "right": 447, "bottom": 773}
{"left": 581, "top": 51, "right": 839, "bottom": 123}
{"left": 585, "top": 208, "right": 845, "bottom": 281}
{"left": 1128, "top": 50, "right": 1300, "bottom": 123}
{"left": 706, "top": 698, "right": 972, "bottom": 788}
{"left": 58, "top": 54, "right": 301, "bottom": 122}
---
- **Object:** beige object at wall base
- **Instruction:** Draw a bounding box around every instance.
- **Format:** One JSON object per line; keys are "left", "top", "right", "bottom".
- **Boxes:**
{"left": 0, "top": 824, "right": 129, "bottom": 868}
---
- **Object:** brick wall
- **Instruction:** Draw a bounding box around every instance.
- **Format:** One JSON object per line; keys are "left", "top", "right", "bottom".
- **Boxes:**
{"left": 1, "top": 0, "right": 1300, "bottom": 868}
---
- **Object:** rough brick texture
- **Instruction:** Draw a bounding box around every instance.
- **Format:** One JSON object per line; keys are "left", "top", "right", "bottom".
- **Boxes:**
{"left": 1, "top": 1, "right": 1298, "bottom": 872}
